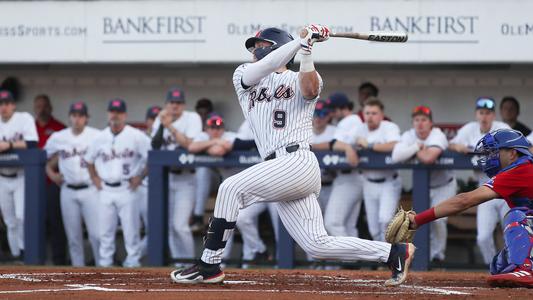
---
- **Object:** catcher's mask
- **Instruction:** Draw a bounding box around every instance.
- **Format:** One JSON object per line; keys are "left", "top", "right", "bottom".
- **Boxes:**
{"left": 474, "top": 129, "right": 532, "bottom": 178}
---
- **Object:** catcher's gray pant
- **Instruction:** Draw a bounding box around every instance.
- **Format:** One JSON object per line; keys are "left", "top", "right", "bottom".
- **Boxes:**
{"left": 429, "top": 179, "right": 456, "bottom": 261}
{"left": 0, "top": 175, "right": 24, "bottom": 257}
{"left": 324, "top": 172, "right": 363, "bottom": 237}
{"left": 60, "top": 185, "right": 100, "bottom": 266}
{"left": 201, "top": 149, "right": 392, "bottom": 265}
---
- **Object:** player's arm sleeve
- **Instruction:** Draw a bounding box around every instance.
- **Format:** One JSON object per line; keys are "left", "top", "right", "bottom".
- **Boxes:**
{"left": 151, "top": 124, "right": 165, "bottom": 150}
{"left": 240, "top": 39, "right": 301, "bottom": 87}
{"left": 391, "top": 133, "right": 419, "bottom": 163}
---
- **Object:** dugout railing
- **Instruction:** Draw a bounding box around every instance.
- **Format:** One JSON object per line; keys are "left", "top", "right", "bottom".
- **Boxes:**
{"left": 0, "top": 149, "right": 478, "bottom": 270}
{"left": 147, "top": 149, "right": 479, "bottom": 271}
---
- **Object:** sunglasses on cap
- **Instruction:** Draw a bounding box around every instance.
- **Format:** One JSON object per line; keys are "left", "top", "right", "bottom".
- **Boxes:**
{"left": 206, "top": 117, "right": 224, "bottom": 128}
{"left": 476, "top": 97, "right": 495, "bottom": 110}
{"left": 412, "top": 105, "right": 431, "bottom": 115}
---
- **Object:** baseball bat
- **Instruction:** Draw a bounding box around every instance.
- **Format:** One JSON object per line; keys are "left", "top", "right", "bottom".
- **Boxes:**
{"left": 330, "top": 31, "right": 408, "bottom": 43}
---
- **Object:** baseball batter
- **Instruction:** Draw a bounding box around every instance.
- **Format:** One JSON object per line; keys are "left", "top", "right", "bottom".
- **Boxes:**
{"left": 151, "top": 87, "right": 203, "bottom": 265}
{"left": 171, "top": 25, "right": 415, "bottom": 286}
{"left": 391, "top": 105, "right": 456, "bottom": 261}
{"left": 356, "top": 98, "right": 402, "bottom": 242}
{"left": 85, "top": 98, "right": 150, "bottom": 267}
{"left": 407, "top": 128, "right": 533, "bottom": 288}
{"left": 44, "top": 101, "right": 101, "bottom": 266}
{"left": 0, "top": 90, "right": 38, "bottom": 259}
{"left": 449, "top": 97, "right": 510, "bottom": 265}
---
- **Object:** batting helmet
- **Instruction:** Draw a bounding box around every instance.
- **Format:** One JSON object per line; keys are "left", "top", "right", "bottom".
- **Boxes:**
{"left": 245, "top": 27, "right": 294, "bottom": 66}
{"left": 475, "top": 129, "right": 533, "bottom": 177}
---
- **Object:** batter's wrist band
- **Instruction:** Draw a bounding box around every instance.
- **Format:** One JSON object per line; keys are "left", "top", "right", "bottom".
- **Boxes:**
{"left": 414, "top": 207, "right": 436, "bottom": 226}
{"left": 299, "top": 53, "right": 315, "bottom": 73}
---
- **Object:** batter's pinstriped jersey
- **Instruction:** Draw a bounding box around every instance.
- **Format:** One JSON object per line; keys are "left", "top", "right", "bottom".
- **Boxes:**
{"left": 232, "top": 63, "right": 323, "bottom": 158}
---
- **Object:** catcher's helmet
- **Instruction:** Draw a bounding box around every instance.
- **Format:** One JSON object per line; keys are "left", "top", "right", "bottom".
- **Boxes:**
{"left": 245, "top": 27, "right": 294, "bottom": 66}
{"left": 475, "top": 129, "right": 532, "bottom": 177}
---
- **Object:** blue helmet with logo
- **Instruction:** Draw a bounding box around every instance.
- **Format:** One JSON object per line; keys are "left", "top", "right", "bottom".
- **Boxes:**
{"left": 474, "top": 129, "right": 533, "bottom": 177}
{"left": 245, "top": 27, "right": 294, "bottom": 67}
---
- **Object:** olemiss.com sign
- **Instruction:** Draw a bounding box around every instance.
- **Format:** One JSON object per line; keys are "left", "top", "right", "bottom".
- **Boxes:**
{"left": 0, "top": 0, "right": 532, "bottom": 63}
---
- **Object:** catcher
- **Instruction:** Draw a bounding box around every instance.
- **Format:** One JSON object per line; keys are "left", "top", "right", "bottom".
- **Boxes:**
{"left": 387, "top": 128, "right": 533, "bottom": 288}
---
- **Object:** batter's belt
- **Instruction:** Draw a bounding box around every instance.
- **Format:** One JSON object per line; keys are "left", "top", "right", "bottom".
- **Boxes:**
{"left": 264, "top": 143, "right": 312, "bottom": 161}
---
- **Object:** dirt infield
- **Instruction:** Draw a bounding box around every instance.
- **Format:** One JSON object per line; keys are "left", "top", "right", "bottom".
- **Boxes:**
{"left": 0, "top": 266, "right": 529, "bottom": 299}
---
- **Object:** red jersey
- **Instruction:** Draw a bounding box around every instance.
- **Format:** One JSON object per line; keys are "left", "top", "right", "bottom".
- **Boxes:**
{"left": 36, "top": 117, "right": 66, "bottom": 148}
{"left": 484, "top": 158, "right": 533, "bottom": 209}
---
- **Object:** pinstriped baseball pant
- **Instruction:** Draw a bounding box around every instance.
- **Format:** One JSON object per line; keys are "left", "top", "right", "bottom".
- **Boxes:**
{"left": 201, "top": 150, "right": 392, "bottom": 265}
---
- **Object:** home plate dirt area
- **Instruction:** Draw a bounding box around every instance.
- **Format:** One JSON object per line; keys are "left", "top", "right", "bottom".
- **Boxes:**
{"left": 0, "top": 267, "right": 529, "bottom": 299}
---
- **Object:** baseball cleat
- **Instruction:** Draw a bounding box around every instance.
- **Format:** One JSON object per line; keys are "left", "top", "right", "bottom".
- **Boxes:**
{"left": 384, "top": 243, "right": 416, "bottom": 287}
{"left": 487, "top": 269, "right": 533, "bottom": 288}
{"left": 170, "top": 261, "right": 225, "bottom": 284}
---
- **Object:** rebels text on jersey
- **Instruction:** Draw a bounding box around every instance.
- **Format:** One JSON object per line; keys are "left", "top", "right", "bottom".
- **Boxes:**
{"left": 233, "top": 63, "right": 323, "bottom": 158}
{"left": 484, "top": 158, "right": 533, "bottom": 209}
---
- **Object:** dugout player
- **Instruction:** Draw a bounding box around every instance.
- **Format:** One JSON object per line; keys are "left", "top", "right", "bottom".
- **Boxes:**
{"left": 356, "top": 98, "right": 402, "bottom": 242}
{"left": 44, "top": 101, "right": 101, "bottom": 266}
{"left": 0, "top": 90, "right": 38, "bottom": 260}
{"left": 85, "top": 98, "right": 150, "bottom": 267}
{"left": 151, "top": 87, "right": 202, "bottom": 266}
{"left": 449, "top": 97, "right": 511, "bottom": 265}
{"left": 310, "top": 100, "right": 336, "bottom": 211}
{"left": 391, "top": 105, "right": 456, "bottom": 262}
{"left": 408, "top": 128, "right": 533, "bottom": 288}
{"left": 171, "top": 25, "right": 415, "bottom": 286}
{"left": 321, "top": 93, "right": 364, "bottom": 238}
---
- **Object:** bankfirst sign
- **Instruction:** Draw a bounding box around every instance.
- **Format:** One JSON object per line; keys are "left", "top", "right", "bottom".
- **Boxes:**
{"left": 0, "top": 0, "right": 532, "bottom": 63}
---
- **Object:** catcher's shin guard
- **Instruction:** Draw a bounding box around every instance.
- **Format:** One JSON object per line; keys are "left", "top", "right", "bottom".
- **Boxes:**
{"left": 490, "top": 207, "right": 533, "bottom": 275}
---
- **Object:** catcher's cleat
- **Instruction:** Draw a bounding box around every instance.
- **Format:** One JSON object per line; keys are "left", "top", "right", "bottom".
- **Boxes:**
{"left": 384, "top": 243, "right": 416, "bottom": 287}
{"left": 170, "top": 261, "right": 225, "bottom": 284}
{"left": 487, "top": 268, "right": 533, "bottom": 288}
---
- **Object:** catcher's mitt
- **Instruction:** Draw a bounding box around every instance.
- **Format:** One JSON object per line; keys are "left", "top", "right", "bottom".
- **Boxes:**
{"left": 385, "top": 207, "right": 416, "bottom": 244}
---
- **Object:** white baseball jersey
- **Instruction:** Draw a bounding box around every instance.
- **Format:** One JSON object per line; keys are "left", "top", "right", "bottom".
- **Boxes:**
{"left": 333, "top": 114, "right": 363, "bottom": 143}
{"left": 84, "top": 125, "right": 151, "bottom": 184}
{"left": 0, "top": 112, "right": 38, "bottom": 174}
{"left": 356, "top": 121, "right": 401, "bottom": 180}
{"left": 151, "top": 111, "right": 202, "bottom": 150}
{"left": 451, "top": 120, "right": 510, "bottom": 182}
{"left": 233, "top": 63, "right": 322, "bottom": 159}
{"left": 396, "top": 128, "right": 453, "bottom": 187}
{"left": 237, "top": 120, "right": 255, "bottom": 140}
{"left": 44, "top": 126, "right": 101, "bottom": 185}
{"left": 312, "top": 124, "right": 336, "bottom": 144}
